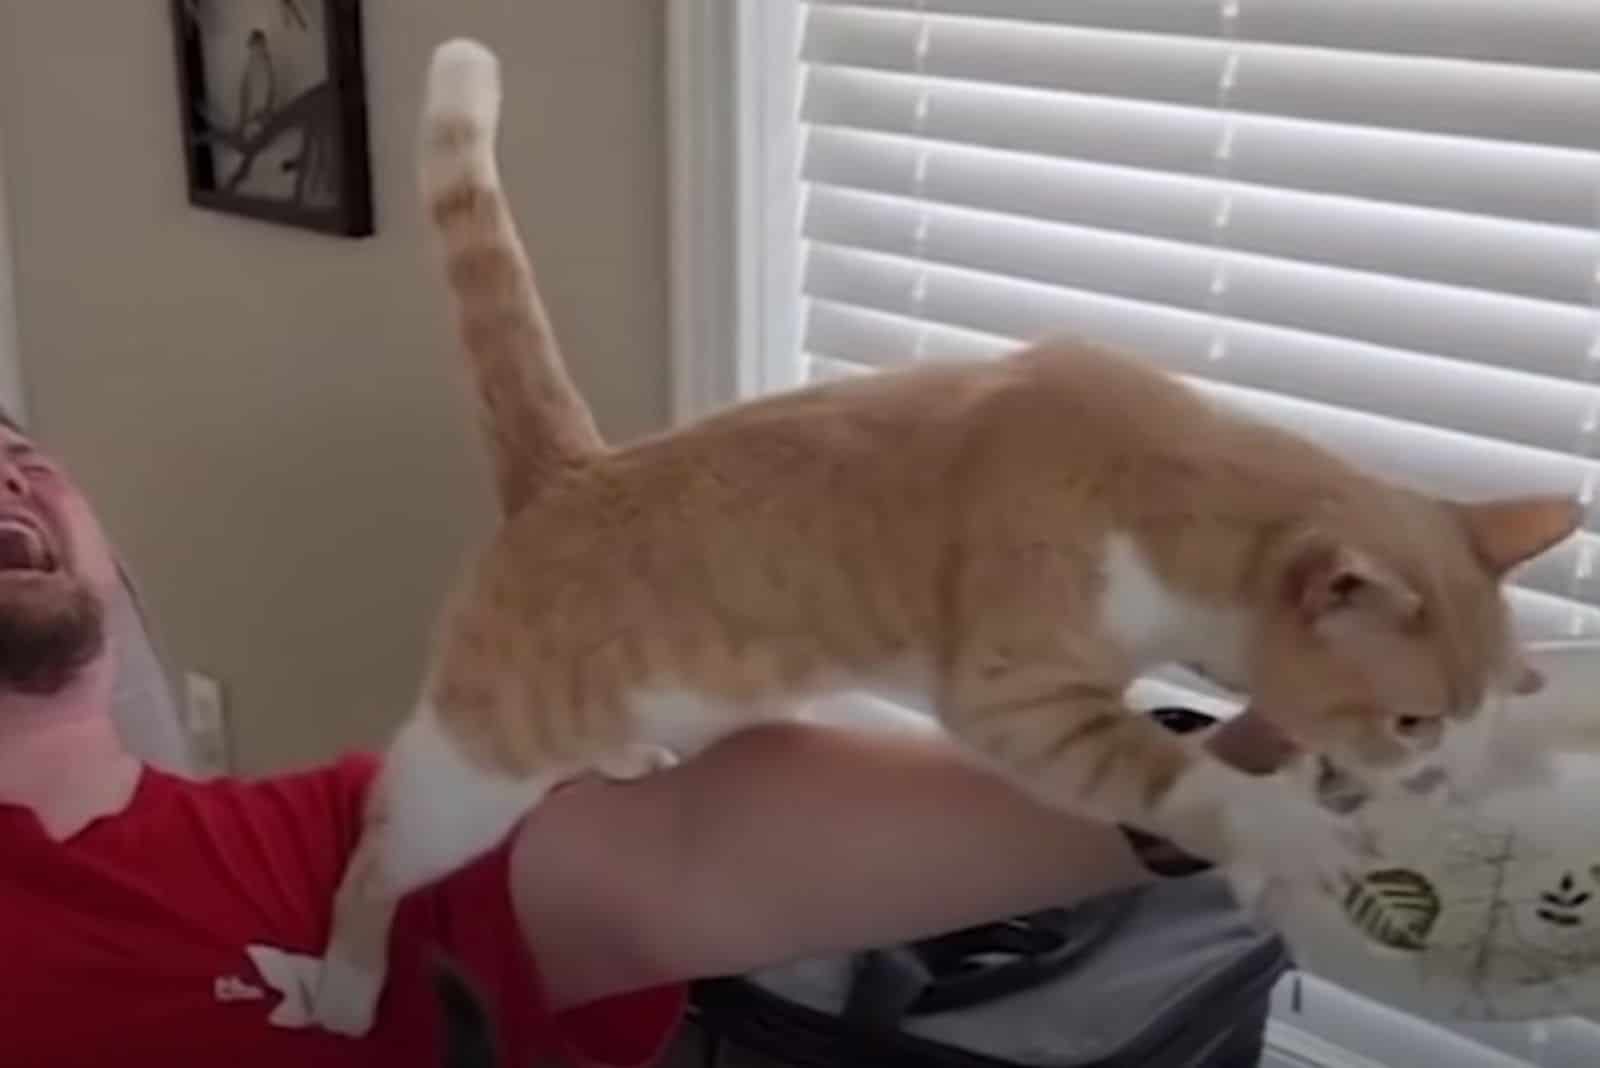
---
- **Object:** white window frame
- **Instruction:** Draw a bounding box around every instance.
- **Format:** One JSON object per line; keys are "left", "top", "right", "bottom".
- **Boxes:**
{"left": 667, "top": 0, "right": 804, "bottom": 424}
{"left": 0, "top": 118, "right": 28, "bottom": 427}
{"left": 664, "top": 5, "right": 1600, "bottom": 1066}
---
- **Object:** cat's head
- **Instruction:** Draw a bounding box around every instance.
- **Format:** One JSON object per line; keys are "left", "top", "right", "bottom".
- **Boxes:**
{"left": 1248, "top": 491, "right": 1583, "bottom": 802}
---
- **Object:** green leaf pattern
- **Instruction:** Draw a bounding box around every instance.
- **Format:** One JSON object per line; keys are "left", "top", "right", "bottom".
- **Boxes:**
{"left": 1342, "top": 868, "right": 1442, "bottom": 952}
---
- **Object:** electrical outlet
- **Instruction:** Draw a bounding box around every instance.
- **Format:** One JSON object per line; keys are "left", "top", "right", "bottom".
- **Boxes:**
{"left": 184, "top": 671, "right": 230, "bottom": 777}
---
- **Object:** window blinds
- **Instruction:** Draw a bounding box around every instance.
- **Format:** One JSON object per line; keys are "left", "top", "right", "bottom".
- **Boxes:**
{"left": 789, "top": 0, "right": 1600, "bottom": 644}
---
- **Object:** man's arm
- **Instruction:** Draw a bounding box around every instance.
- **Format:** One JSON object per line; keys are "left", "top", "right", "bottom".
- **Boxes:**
{"left": 508, "top": 710, "right": 1290, "bottom": 1011}
{"left": 509, "top": 721, "right": 1166, "bottom": 1010}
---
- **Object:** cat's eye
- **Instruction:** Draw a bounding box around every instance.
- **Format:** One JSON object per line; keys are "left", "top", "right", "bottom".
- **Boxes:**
{"left": 1393, "top": 715, "right": 1426, "bottom": 735}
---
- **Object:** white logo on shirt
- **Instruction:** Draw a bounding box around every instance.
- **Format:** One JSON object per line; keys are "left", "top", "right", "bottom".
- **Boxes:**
{"left": 213, "top": 974, "right": 267, "bottom": 1003}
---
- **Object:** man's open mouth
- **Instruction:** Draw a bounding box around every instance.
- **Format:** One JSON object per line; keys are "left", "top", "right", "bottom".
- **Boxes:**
{"left": 0, "top": 514, "right": 58, "bottom": 573}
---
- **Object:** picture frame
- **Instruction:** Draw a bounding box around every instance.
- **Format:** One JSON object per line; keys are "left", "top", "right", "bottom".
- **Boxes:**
{"left": 169, "top": 0, "right": 374, "bottom": 238}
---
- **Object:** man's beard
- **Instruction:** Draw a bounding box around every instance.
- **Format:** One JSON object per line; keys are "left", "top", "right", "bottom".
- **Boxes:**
{"left": 0, "top": 578, "right": 105, "bottom": 696}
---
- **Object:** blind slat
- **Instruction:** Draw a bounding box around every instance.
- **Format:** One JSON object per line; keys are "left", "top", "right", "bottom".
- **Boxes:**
{"left": 805, "top": 126, "right": 1600, "bottom": 305}
{"left": 803, "top": 66, "right": 1600, "bottom": 229}
{"left": 809, "top": 0, "right": 1600, "bottom": 70}
{"left": 804, "top": 6, "right": 1600, "bottom": 150}
{"left": 804, "top": 187, "right": 1597, "bottom": 383}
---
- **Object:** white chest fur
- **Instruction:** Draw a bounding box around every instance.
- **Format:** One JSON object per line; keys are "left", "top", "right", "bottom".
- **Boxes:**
{"left": 1100, "top": 534, "right": 1246, "bottom": 686}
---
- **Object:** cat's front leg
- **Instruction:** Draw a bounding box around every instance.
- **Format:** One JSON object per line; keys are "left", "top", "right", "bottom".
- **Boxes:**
{"left": 943, "top": 669, "right": 1369, "bottom": 897}
{"left": 1150, "top": 751, "right": 1375, "bottom": 900}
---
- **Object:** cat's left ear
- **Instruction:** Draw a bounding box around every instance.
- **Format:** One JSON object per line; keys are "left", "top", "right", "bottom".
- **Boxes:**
{"left": 1283, "top": 536, "right": 1422, "bottom": 628}
{"left": 1453, "top": 496, "right": 1584, "bottom": 576}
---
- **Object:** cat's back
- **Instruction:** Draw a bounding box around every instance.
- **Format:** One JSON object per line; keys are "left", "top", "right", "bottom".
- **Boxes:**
{"left": 466, "top": 353, "right": 1038, "bottom": 649}
{"left": 655, "top": 337, "right": 1186, "bottom": 471}
{"left": 478, "top": 338, "right": 1223, "bottom": 590}
{"left": 561, "top": 338, "right": 1220, "bottom": 548}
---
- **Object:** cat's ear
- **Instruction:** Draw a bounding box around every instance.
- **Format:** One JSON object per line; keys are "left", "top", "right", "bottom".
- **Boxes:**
{"left": 1283, "top": 537, "right": 1421, "bottom": 629}
{"left": 1453, "top": 496, "right": 1584, "bottom": 576}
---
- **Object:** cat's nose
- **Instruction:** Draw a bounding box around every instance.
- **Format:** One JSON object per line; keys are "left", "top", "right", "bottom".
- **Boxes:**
{"left": 1314, "top": 756, "right": 1371, "bottom": 814}
{"left": 1406, "top": 718, "right": 1444, "bottom": 752}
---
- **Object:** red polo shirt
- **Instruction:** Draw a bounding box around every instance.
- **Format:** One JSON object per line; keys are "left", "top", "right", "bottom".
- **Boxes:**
{"left": 0, "top": 754, "right": 685, "bottom": 1066}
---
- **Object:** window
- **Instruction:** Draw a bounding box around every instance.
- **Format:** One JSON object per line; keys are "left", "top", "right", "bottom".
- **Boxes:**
{"left": 0, "top": 127, "right": 24, "bottom": 425}
{"left": 669, "top": 2, "right": 1600, "bottom": 1065}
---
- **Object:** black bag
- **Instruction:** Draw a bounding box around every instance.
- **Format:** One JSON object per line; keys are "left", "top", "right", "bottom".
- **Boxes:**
{"left": 689, "top": 708, "right": 1291, "bottom": 1068}
{"left": 691, "top": 878, "right": 1286, "bottom": 1068}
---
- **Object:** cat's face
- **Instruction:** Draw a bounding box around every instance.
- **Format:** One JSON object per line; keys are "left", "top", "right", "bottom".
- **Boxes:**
{"left": 1248, "top": 493, "right": 1582, "bottom": 801}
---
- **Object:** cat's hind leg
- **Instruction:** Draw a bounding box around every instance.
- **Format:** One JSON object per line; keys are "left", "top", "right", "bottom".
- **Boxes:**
{"left": 372, "top": 702, "right": 563, "bottom": 892}
{"left": 312, "top": 701, "right": 563, "bottom": 1037}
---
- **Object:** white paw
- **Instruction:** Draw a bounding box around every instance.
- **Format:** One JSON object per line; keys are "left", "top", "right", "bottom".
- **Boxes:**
{"left": 594, "top": 742, "right": 678, "bottom": 782}
{"left": 1162, "top": 760, "right": 1374, "bottom": 905}
{"left": 1223, "top": 786, "right": 1375, "bottom": 916}
{"left": 310, "top": 947, "right": 383, "bottom": 1038}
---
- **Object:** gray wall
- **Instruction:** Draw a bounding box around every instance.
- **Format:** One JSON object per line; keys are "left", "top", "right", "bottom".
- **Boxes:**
{"left": 0, "top": 1, "right": 669, "bottom": 772}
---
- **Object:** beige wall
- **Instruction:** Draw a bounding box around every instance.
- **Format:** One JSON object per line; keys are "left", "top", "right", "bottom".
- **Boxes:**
{"left": 0, "top": 2, "right": 669, "bottom": 772}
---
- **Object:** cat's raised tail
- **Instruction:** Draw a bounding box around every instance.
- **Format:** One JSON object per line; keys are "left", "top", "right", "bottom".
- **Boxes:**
{"left": 421, "top": 38, "right": 604, "bottom": 514}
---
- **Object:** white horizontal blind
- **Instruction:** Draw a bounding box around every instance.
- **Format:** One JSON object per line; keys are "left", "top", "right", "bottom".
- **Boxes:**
{"left": 782, "top": 0, "right": 1600, "bottom": 646}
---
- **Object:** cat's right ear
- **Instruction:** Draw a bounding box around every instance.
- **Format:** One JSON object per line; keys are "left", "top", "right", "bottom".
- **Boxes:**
{"left": 1282, "top": 536, "right": 1422, "bottom": 631}
{"left": 1452, "top": 496, "right": 1584, "bottom": 577}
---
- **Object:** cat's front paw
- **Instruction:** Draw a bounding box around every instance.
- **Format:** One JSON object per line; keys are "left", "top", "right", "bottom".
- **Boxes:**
{"left": 1160, "top": 759, "right": 1374, "bottom": 900}
{"left": 1222, "top": 779, "right": 1376, "bottom": 915}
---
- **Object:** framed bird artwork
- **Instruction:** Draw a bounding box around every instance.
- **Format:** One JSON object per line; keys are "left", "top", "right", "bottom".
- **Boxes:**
{"left": 170, "top": 0, "right": 374, "bottom": 237}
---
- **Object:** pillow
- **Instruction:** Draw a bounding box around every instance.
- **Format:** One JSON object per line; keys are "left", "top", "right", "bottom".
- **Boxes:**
{"left": 1263, "top": 640, "right": 1600, "bottom": 1021}
{"left": 107, "top": 561, "right": 195, "bottom": 776}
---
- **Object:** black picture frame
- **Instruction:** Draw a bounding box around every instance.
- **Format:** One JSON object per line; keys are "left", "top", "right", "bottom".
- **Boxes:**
{"left": 170, "top": 0, "right": 374, "bottom": 238}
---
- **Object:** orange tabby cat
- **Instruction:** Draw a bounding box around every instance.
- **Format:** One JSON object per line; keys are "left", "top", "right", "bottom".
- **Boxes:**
{"left": 310, "top": 38, "right": 1581, "bottom": 1035}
